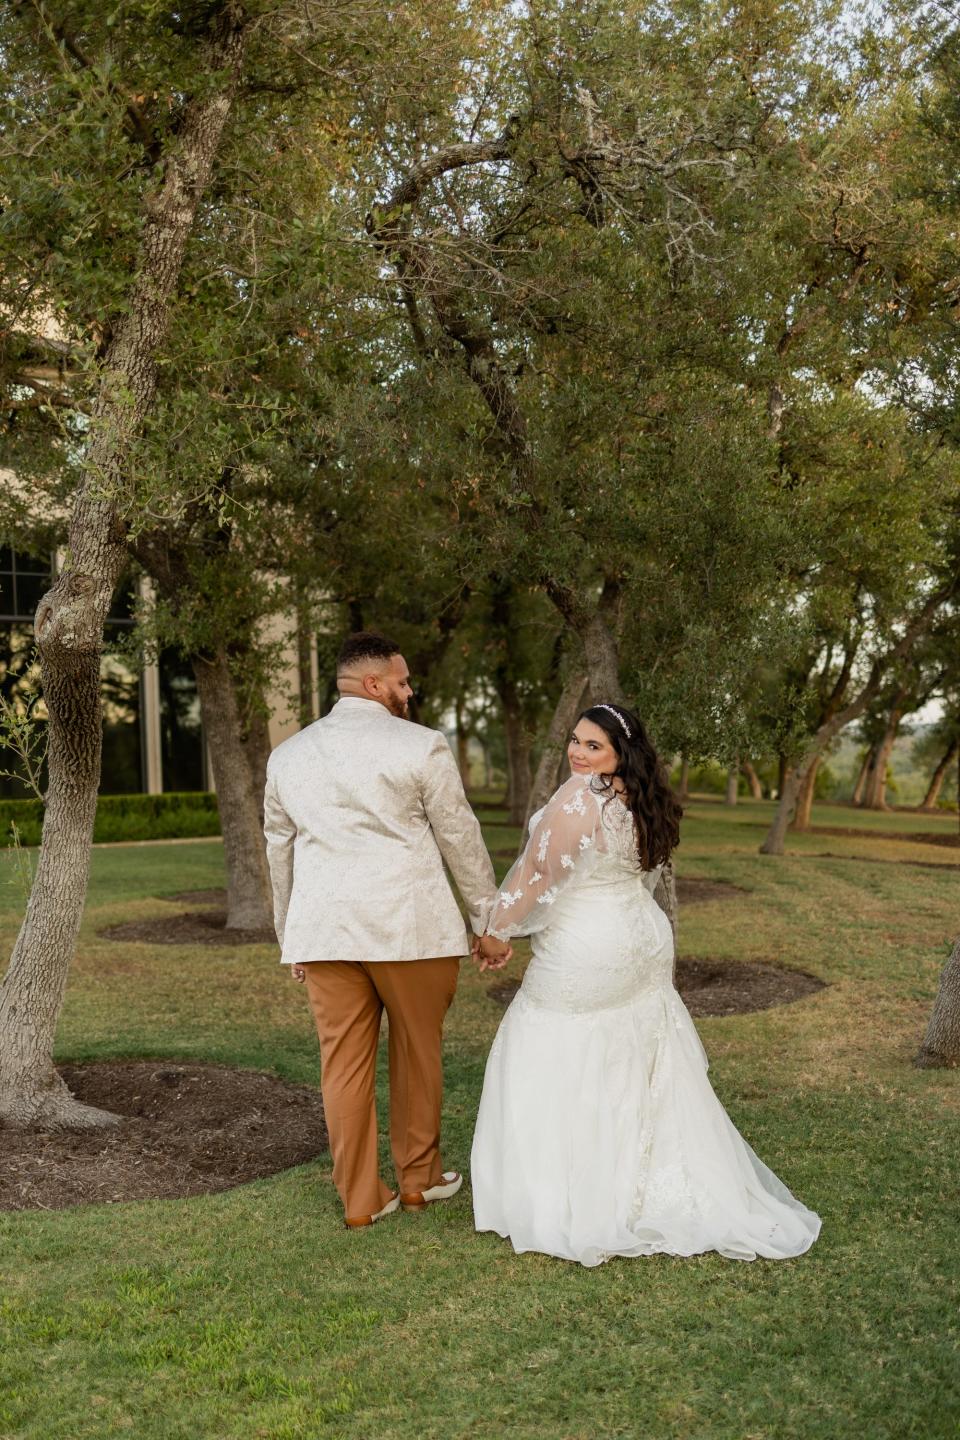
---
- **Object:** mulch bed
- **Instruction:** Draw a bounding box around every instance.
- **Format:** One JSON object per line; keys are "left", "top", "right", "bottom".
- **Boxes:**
{"left": 487, "top": 957, "right": 825, "bottom": 1018}
{"left": 100, "top": 908, "right": 276, "bottom": 947}
{"left": 675, "top": 876, "right": 749, "bottom": 903}
{"left": 161, "top": 889, "right": 230, "bottom": 906}
{"left": 99, "top": 878, "right": 749, "bottom": 949}
{"left": 807, "top": 825, "right": 959, "bottom": 849}
{"left": 797, "top": 851, "right": 958, "bottom": 872}
{"left": 0, "top": 1061, "right": 328, "bottom": 1213}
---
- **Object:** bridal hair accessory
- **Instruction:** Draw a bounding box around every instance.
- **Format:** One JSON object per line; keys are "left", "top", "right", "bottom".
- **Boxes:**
{"left": 596, "top": 704, "right": 631, "bottom": 739}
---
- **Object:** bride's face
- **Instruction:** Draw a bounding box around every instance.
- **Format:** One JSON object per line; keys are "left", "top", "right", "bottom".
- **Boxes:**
{"left": 568, "top": 718, "right": 619, "bottom": 777}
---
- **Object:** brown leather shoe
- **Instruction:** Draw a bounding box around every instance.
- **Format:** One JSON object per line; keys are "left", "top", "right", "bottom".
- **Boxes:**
{"left": 400, "top": 1170, "right": 463, "bottom": 1212}
{"left": 344, "top": 1190, "right": 400, "bottom": 1229}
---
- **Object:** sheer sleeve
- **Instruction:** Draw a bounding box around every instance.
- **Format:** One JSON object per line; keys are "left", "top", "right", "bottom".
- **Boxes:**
{"left": 642, "top": 863, "right": 663, "bottom": 895}
{"left": 486, "top": 775, "right": 606, "bottom": 941}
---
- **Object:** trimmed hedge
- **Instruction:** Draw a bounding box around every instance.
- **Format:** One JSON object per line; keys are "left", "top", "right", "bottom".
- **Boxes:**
{"left": 0, "top": 792, "right": 221, "bottom": 846}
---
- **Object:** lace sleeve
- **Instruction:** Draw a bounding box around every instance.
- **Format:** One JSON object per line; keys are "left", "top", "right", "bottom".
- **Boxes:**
{"left": 486, "top": 775, "right": 606, "bottom": 941}
{"left": 642, "top": 863, "right": 663, "bottom": 895}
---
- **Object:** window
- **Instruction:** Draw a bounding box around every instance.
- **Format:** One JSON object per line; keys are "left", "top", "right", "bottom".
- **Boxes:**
{"left": 159, "top": 649, "right": 204, "bottom": 791}
{"left": 0, "top": 623, "right": 46, "bottom": 800}
{"left": 100, "top": 573, "right": 142, "bottom": 794}
{"left": 0, "top": 547, "right": 53, "bottom": 622}
{"left": 0, "top": 553, "right": 147, "bottom": 795}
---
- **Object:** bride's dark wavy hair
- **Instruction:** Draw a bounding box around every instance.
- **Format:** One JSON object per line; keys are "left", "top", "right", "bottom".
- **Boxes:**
{"left": 578, "top": 704, "right": 682, "bottom": 870}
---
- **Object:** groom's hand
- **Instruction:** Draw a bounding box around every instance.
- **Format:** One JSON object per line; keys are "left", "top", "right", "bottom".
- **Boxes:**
{"left": 475, "top": 933, "right": 512, "bottom": 973}
{"left": 291, "top": 964, "right": 306, "bottom": 984}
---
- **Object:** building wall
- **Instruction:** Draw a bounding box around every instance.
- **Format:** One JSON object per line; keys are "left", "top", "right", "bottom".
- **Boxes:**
{"left": 0, "top": 543, "right": 320, "bottom": 796}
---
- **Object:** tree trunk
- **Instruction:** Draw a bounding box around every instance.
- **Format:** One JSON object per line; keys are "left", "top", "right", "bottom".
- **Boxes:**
{"left": 296, "top": 596, "right": 314, "bottom": 728}
{"left": 580, "top": 608, "right": 624, "bottom": 705}
{"left": 915, "top": 937, "right": 960, "bottom": 1068}
{"left": 759, "top": 594, "right": 950, "bottom": 856}
{"left": 489, "top": 578, "right": 534, "bottom": 825}
{"left": 862, "top": 704, "right": 905, "bottom": 810}
{"left": 193, "top": 648, "right": 273, "bottom": 931}
{"left": 791, "top": 753, "right": 821, "bottom": 831}
{"left": 0, "top": 10, "right": 247, "bottom": 1129}
{"left": 851, "top": 746, "right": 874, "bottom": 806}
{"left": 133, "top": 536, "right": 272, "bottom": 915}
{"left": 760, "top": 764, "right": 802, "bottom": 855}
{"left": 0, "top": 642, "right": 113, "bottom": 1129}
{"left": 503, "top": 702, "right": 533, "bottom": 826}
{"left": 776, "top": 751, "right": 788, "bottom": 800}
{"left": 861, "top": 749, "right": 888, "bottom": 809}
{"left": 676, "top": 755, "right": 690, "bottom": 801}
{"left": 526, "top": 671, "right": 589, "bottom": 825}
{"left": 742, "top": 760, "right": 764, "bottom": 800}
{"left": 920, "top": 738, "right": 958, "bottom": 811}
{"left": 454, "top": 699, "right": 472, "bottom": 790}
{"left": 239, "top": 700, "right": 272, "bottom": 830}
{"left": 724, "top": 757, "right": 739, "bottom": 806}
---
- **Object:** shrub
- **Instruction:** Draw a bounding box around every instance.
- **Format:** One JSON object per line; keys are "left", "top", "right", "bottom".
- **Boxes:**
{"left": 0, "top": 792, "right": 221, "bottom": 847}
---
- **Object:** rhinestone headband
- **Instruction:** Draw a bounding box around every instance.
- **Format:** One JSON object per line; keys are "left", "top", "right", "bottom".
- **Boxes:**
{"left": 596, "top": 704, "right": 631, "bottom": 739}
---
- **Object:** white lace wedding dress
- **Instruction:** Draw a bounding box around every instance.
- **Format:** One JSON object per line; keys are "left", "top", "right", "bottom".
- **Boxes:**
{"left": 471, "top": 774, "right": 821, "bottom": 1267}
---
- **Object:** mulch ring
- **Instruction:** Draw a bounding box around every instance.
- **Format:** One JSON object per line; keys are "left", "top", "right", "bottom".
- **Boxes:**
{"left": 807, "top": 825, "right": 959, "bottom": 849}
{"left": 676, "top": 876, "right": 749, "bottom": 903}
{"left": 797, "top": 851, "right": 958, "bottom": 872}
{"left": 101, "top": 891, "right": 275, "bottom": 946}
{"left": 488, "top": 957, "right": 825, "bottom": 1018}
{"left": 0, "top": 1061, "right": 328, "bottom": 1213}
{"left": 100, "top": 878, "right": 749, "bottom": 948}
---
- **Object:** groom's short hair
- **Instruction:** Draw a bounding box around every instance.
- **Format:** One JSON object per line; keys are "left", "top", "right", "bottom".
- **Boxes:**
{"left": 337, "top": 631, "right": 401, "bottom": 673}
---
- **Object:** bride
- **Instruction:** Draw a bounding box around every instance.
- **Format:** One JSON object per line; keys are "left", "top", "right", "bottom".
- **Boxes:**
{"left": 471, "top": 703, "right": 821, "bottom": 1267}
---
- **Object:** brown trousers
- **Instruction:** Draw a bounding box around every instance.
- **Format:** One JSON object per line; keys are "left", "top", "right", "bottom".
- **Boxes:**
{"left": 302, "top": 957, "right": 460, "bottom": 1222}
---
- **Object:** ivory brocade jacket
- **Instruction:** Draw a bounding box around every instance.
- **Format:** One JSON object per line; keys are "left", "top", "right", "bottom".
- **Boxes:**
{"left": 263, "top": 696, "right": 498, "bottom": 963}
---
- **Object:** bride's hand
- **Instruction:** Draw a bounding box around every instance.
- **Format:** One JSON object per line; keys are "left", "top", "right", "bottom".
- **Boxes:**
{"left": 475, "top": 933, "right": 512, "bottom": 972}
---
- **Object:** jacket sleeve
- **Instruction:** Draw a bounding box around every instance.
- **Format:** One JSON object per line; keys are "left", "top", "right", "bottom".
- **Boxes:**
{"left": 486, "top": 775, "right": 605, "bottom": 941}
{"left": 421, "top": 731, "right": 498, "bottom": 936}
{"left": 263, "top": 766, "right": 296, "bottom": 947}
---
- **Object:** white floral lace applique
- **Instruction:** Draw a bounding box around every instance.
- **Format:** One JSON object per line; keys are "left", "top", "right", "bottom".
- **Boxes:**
{"left": 562, "top": 787, "right": 587, "bottom": 816}
{"left": 485, "top": 775, "right": 607, "bottom": 940}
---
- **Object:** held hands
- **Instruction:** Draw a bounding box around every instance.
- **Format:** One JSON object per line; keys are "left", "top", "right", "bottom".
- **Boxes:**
{"left": 472, "top": 932, "right": 512, "bottom": 973}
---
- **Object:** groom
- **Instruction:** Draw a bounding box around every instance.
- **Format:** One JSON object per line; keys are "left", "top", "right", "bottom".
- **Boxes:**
{"left": 263, "top": 631, "right": 509, "bottom": 1228}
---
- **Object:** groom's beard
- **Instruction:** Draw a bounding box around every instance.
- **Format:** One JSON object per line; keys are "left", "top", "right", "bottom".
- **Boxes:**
{"left": 385, "top": 693, "right": 409, "bottom": 719}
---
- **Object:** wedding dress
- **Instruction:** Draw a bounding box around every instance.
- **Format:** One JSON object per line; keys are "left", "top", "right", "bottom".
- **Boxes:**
{"left": 471, "top": 774, "right": 821, "bottom": 1267}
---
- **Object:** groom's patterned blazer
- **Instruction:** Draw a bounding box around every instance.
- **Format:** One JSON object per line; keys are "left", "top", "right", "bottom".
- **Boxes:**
{"left": 263, "top": 696, "right": 497, "bottom": 964}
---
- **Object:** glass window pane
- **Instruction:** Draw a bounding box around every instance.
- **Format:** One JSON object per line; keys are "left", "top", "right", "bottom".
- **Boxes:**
{"left": 0, "top": 573, "right": 15, "bottom": 620}
{"left": 158, "top": 649, "right": 204, "bottom": 791}
{"left": 0, "top": 623, "right": 47, "bottom": 799}
{"left": 13, "top": 550, "right": 52, "bottom": 576}
{"left": 13, "top": 572, "right": 49, "bottom": 621}
{"left": 100, "top": 656, "right": 142, "bottom": 794}
{"left": 109, "top": 575, "right": 137, "bottom": 625}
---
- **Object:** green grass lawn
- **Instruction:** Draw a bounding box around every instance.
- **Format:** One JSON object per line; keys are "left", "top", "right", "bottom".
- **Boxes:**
{"left": 0, "top": 798, "right": 958, "bottom": 1440}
